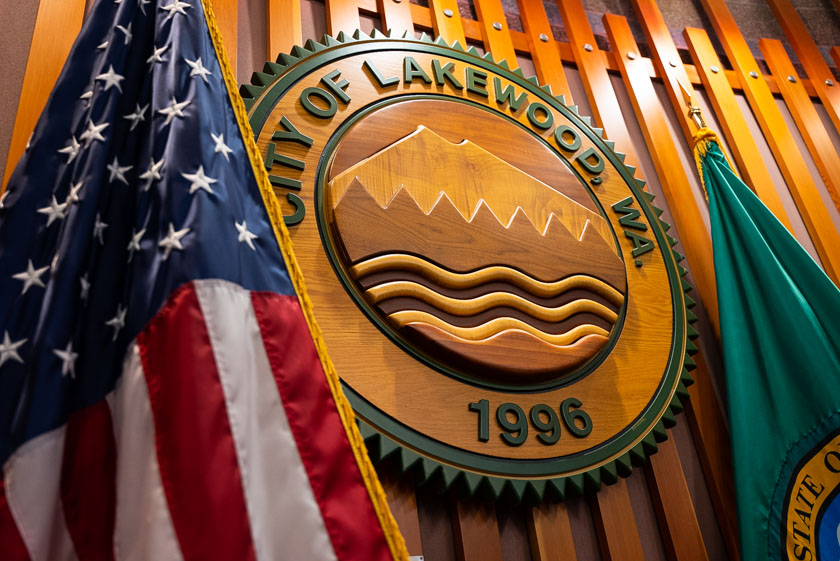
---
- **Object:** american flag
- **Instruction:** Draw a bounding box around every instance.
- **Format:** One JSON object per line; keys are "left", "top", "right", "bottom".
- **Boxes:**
{"left": 0, "top": 1, "right": 405, "bottom": 560}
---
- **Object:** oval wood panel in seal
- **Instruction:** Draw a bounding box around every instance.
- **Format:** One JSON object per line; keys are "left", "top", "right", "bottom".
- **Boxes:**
{"left": 243, "top": 34, "right": 693, "bottom": 500}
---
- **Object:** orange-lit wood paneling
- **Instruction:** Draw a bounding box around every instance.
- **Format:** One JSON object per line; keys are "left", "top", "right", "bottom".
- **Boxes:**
{"left": 3, "top": 0, "right": 86, "bottom": 191}
{"left": 267, "top": 0, "right": 302, "bottom": 59}
{"left": 699, "top": 0, "right": 840, "bottom": 285}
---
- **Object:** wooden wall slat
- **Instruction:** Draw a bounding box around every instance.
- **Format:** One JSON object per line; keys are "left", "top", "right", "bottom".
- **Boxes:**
{"left": 684, "top": 351, "right": 740, "bottom": 561}
{"left": 358, "top": 0, "right": 807, "bottom": 95}
{"left": 325, "top": 0, "right": 361, "bottom": 36}
{"left": 381, "top": 474, "right": 424, "bottom": 557}
{"left": 266, "top": 0, "right": 302, "bottom": 59}
{"left": 591, "top": 480, "right": 647, "bottom": 561}
{"left": 550, "top": 8, "right": 716, "bottom": 557}
{"left": 765, "top": 0, "right": 840, "bottom": 137}
{"left": 595, "top": 11, "right": 720, "bottom": 335}
{"left": 680, "top": 27, "right": 794, "bottom": 233}
{"left": 3, "top": 0, "right": 86, "bottom": 191}
{"left": 760, "top": 38, "right": 840, "bottom": 214}
{"left": 602, "top": 15, "right": 733, "bottom": 561}
{"left": 451, "top": 497, "right": 504, "bottom": 561}
{"left": 832, "top": 47, "right": 840, "bottom": 72}
{"left": 554, "top": 0, "right": 627, "bottom": 138}
{"left": 646, "top": 438, "right": 710, "bottom": 561}
{"left": 630, "top": 0, "right": 788, "bottom": 236}
{"left": 516, "top": 0, "right": 572, "bottom": 99}
{"left": 527, "top": 503, "right": 578, "bottom": 561}
{"left": 698, "top": 0, "right": 840, "bottom": 285}
{"left": 630, "top": 0, "right": 697, "bottom": 142}
{"left": 213, "top": 0, "right": 238, "bottom": 75}
{"left": 428, "top": 0, "right": 467, "bottom": 46}
{"left": 377, "top": 0, "right": 414, "bottom": 37}
{"left": 473, "top": 0, "right": 518, "bottom": 66}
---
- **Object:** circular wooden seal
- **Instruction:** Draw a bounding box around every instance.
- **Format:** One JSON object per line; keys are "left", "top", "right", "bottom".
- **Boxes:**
{"left": 243, "top": 32, "right": 695, "bottom": 502}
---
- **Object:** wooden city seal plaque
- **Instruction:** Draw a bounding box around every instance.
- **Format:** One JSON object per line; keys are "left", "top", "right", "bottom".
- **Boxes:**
{"left": 242, "top": 32, "right": 695, "bottom": 501}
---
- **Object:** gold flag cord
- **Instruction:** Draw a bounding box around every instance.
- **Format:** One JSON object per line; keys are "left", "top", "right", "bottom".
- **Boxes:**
{"left": 200, "top": 1, "right": 410, "bottom": 559}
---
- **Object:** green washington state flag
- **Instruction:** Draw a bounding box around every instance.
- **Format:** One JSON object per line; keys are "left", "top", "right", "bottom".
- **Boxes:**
{"left": 697, "top": 134, "right": 840, "bottom": 561}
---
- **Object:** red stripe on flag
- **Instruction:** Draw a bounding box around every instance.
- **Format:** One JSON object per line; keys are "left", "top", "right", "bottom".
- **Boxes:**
{"left": 0, "top": 477, "right": 31, "bottom": 561}
{"left": 138, "top": 283, "right": 257, "bottom": 561}
{"left": 251, "top": 292, "right": 393, "bottom": 561}
{"left": 60, "top": 400, "right": 117, "bottom": 561}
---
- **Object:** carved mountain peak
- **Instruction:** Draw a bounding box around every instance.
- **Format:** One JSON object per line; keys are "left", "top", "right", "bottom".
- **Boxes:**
{"left": 329, "top": 126, "right": 613, "bottom": 245}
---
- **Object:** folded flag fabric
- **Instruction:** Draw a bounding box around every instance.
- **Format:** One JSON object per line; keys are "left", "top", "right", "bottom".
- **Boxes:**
{"left": 0, "top": 1, "right": 407, "bottom": 560}
{"left": 696, "top": 130, "right": 840, "bottom": 561}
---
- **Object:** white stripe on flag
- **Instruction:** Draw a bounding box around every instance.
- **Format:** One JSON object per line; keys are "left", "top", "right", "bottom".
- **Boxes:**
{"left": 109, "top": 344, "right": 184, "bottom": 561}
{"left": 3, "top": 427, "right": 79, "bottom": 561}
{"left": 194, "top": 279, "right": 338, "bottom": 561}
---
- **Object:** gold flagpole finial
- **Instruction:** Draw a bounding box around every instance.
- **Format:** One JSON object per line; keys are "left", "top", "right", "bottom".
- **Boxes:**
{"left": 676, "top": 78, "right": 707, "bottom": 129}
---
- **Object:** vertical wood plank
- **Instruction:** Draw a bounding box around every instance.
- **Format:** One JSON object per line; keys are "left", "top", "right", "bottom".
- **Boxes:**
{"left": 631, "top": 0, "right": 793, "bottom": 233}
{"left": 428, "top": 0, "right": 467, "bottom": 46}
{"left": 630, "top": 0, "right": 696, "bottom": 142}
{"left": 377, "top": 0, "right": 414, "bottom": 37}
{"left": 381, "top": 474, "right": 423, "bottom": 557}
{"left": 760, "top": 38, "right": 840, "bottom": 214}
{"left": 516, "top": 0, "right": 572, "bottom": 99}
{"left": 451, "top": 496, "right": 504, "bottom": 561}
{"left": 527, "top": 503, "right": 578, "bottom": 561}
{"left": 765, "top": 0, "right": 840, "bottom": 137}
{"left": 592, "top": 10, "right": 720, "bottom": 337}
{"left": 213, "top": 0, "right": 238, "bottom": 75}
{"left": 3, "top": 0, "right": 86, "bottom": 190}
{"left": 591, "top": 480, "right": 646, "bottom": 561}
{"left": 473, "top": 0, "right": 517, "bottom": 66}
{"left": 266, "top": 0, "right": 302, "bottom": 59}
{"left": 554, "top": 0, "right": 632, "bottom": 146}
{"left": 698, "top": 0, "right": 840, "bottom": 285}
{"left": 646, "top": 438, "right": 710, "bottom": 561}
{"left": 325, "top": 0, "right": 361, "bottom": 36}
{"left": 684, "top": 351, "right": 740, "bottom": 561}
{"left": 680, "top": 27, "right": 794, "bottom": 233}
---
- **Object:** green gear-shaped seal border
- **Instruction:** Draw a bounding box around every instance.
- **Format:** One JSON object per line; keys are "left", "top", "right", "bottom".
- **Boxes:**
{"left": 241, "top": 30, "right": 699, "bottom": 504}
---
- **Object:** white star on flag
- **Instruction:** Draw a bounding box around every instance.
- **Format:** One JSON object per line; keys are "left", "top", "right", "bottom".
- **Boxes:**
{"left": 159, "top": 223, "right": 189, "bottom": 260}
{"left": 80, "top": 119, "right": 109, "bottom": 146}
{"left": 66, "top": 182, "right": 83, "bottom": 206}
{"left": 116, "top": 23, "right": 132, "bottom": 45}
{"left": 211, "top": 132, "right": 233, "bottom": 161}
{"left": 235, "top": 220, "right": 258, "bottom": 250}
{"left": 147, "top": 44, "right": 169, "bottom": 66}
{"left": 97, "top": 41, "right": 109, "bottom": 50}
{"left": 124, "top": 103, "right": 149, "bottom": 131}
{"left": 53, "top": 342, "right": 78, "bottom": 379}
{"left": 185, "top": 57, "right": 212, "bottom": 83}
{"left": 105, "top": 305, "right": 127, "bottom": 341}
{"left": 12, "top": 260, "right": 49, "bottom": 295}
{"left": 58, "top": 136, "right": 81, "bottom": 164}
{"left": 158, "top": 97, "right": 191, "bottom": 126}
{"left": 0, "top": 331, "right": 26, "bottom": 368}
{"left": 80, "top": 90, "right": 93, "bottom": 108}
{"left": 0, "top": 191, "right": 9, "bottom": 210}
{"left": 139, "top": 157, "right": 165, "bottom": 191}
{"left": 107, "top": 157, "right": 133, "bottom": 185}
{"left": 93, "top": 213, "right": 108, "bottom": 245}
{"left": 161, "top": 0, "right": 191, "bottom": 20}
{"left": 79, "top": 273, "right": 90, "bottom": 301}
{"left": 95, "top": 65, "right": 125, "bottom": 92}
{"left": 37, "top": 196, "right": 68, "bottom": 227}
{"left": 138, "top": 0, "right": 150, "bottom": 14}
{"left": 182, "top": 165, "right": 217, "bottom": 195}
{"left": 127, "top": 228, "right": 146, "bottom": 261}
